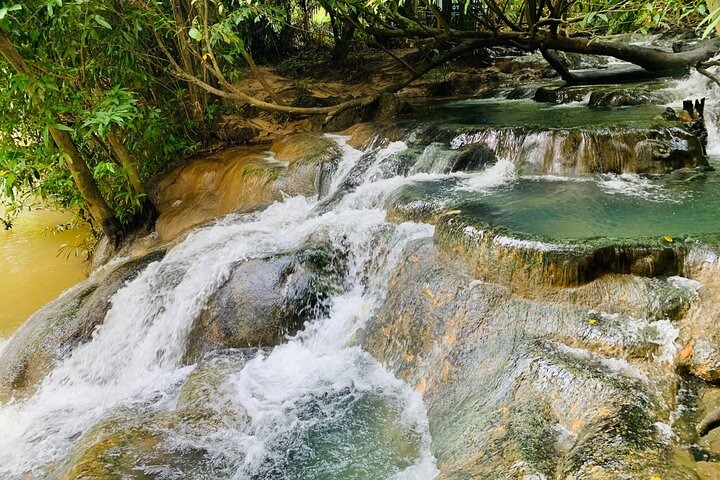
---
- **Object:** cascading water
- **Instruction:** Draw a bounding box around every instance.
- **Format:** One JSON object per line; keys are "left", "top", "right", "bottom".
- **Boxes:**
{"left": 0, "top": 137, "right": 451, "bottom": 479}
{"left": 663, "top": 69, "right": 720, "bottom": 155}
{"left": 2, "top": 66, "right": 720, "bottom": 478}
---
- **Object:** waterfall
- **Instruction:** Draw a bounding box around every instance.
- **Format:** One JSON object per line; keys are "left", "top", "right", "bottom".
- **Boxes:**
{"left": 0, "top": 136, "right": 458, "bottom": 479}
{"left": 663, "top": 70, "right": 720, "bottom": 155}
{"left": 2, "top": 69, "right": 718, "bottom": 477}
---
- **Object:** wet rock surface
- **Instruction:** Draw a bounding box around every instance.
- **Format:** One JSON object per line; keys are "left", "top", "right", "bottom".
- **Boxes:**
{"left": 588, "top": 87, "right": 665, "bottom": 108}
{"left": 152, "top": 133, "right": 343, "bottom": 242}
{"left": 448, "top": 125, "right": 709, "bottom": 175}
{"left": 358, "top": 239, "right": 691, "bottom": 479}
{"left": 183, "top": 246, "right": 341, "bottom": 363}
{"left": 434, "top": 214, "right": 686, "bottom": 289}
{"left": 51, "top": 349, "right": 259, "bottom": 479}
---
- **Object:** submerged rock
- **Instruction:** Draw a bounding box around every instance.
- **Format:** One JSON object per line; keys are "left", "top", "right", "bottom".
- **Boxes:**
{"left": 51, "top": 349, "right": 258, "bottom": 479}
{"left": 358, "top": 239, "right": 693, "bottom": 478}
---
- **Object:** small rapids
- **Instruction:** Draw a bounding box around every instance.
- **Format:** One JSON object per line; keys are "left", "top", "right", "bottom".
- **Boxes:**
{"left": 1, "top": 69, "right": 719, "bottom": 478}
{"left": 0, "top": 137, "right": 445, "bottom": 479}
{"left": 664, "top": 69, "right": 720, "bottom": 155}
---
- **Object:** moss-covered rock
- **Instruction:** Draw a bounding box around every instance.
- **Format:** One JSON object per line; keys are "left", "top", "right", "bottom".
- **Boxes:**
{"left": 434, "top": 213, "right": 686, "bottom": 289}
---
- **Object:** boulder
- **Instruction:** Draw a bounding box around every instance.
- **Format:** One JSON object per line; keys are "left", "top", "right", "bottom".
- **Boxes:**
{"left": 589, "top": 88, "right": 663, "bottom": 108}
{"left": 533, "top": 85, "right": 589, "bottom": 104}
{"left": 183, "top": 247, "right": 341, "bottom": 363}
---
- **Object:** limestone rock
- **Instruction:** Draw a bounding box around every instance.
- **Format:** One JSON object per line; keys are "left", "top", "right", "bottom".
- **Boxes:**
{"left": 698, "top": 462, "right": 720, "bottom": 480}
{"left": 183, "top": 247, "right": 340, "bottom": 363}
{"left": 589, "top": 88, "right": 662, "bottom": 108}
{"left": 448, "top": 125, "right": 709, "bottom": 175}
{"left": 358, "top": 239, "right": 691, "bottom": 478}
{"left": 152, "top": 134, "right": 343, "bottom": 242}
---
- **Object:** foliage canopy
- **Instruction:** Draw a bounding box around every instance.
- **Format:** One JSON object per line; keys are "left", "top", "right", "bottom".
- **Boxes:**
{"left": 0, "top": 0, "right": 717, "bottom": 242}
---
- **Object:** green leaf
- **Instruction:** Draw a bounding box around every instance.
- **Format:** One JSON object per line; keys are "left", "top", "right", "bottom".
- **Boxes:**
{"left": 94, "top": 14, "right": 112, "bottom": 30}
{"left": 188, "top": 27, "right": 201, "bottom": 41}
{"left": 51, "top": 123, "right": 75, "bottom": 132}
{"left": 0, "top": 4, "right": 19, "bottom": 20}
{"left": 702, "top": 7, "right": 720, "bottom": 38}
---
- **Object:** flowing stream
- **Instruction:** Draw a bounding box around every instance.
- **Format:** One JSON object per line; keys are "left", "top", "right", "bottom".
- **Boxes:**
{"left": 2, "top": 71, "right": 720, "bottom": 478}
{"left": 0, "top": 137, "right": 441, "bottom": 478}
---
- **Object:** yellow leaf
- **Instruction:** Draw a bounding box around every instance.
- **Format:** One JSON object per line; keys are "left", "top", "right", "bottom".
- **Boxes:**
{"left": 588, "top": 318, "right": 597, "bottom": 325}
{"left": 662, "top": 235, "right": 673, "bottom": 243}
{"left": 651, "top": 476, "right": 662, "bottom": 480}
{"left": 445, "top": 210, "right": 462, "bottom": 215}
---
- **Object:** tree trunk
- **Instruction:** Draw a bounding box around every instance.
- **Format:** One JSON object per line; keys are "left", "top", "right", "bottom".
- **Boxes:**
{"left": 532, "top": 31, "right": 720, "bottom": 71}
{"left": 0, "top": 31, "right": 122, "bottom": 243}
{"left": 240, "top": 50, "right": 283, "bottom": 104}
{"left": 541, "top": 48, "right": 682, "bottom": 85}
{"left": 106, "top": 129, "right": 158, "bottom": 229}
{"left": 106, "top": 129, "right": 145, "bottom": 196}
{"left": 50, "top": 128, "right": 123, "bottom": 242}
{"left": 171, "top": 0, "right": 205, "bottom": 120}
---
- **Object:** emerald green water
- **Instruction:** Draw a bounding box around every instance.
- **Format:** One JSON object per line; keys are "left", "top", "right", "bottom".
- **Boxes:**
{"left": 462, "top": 168, "right": 720, "bottom": 240}
{"left": 386, "top": 95, "right": 720, "bottom": 241}
{"left": 407, "top": 98, "right": 668, "bottom": 129}
{"left": 391, "top": 160, "right": 720, "bottom": 240}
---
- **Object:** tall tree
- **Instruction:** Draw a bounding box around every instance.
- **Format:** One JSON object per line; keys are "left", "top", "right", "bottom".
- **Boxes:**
{"left": 0, "top": 30, "right": 122, "bottom": 242}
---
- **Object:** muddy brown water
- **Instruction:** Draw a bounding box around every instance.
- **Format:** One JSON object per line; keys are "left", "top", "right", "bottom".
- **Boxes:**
{"left": 0, "top": 208, "right": 88, "bottom": 338}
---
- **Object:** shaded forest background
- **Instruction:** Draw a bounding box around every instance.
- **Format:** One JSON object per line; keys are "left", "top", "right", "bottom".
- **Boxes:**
{"left": 0, "top": 0, "right": 718, "bottom": 244}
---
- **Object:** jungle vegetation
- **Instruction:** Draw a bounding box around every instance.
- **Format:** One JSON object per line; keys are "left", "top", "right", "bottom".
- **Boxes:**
{"left": 0, "top": 0, "right": 717, "bottom": 244}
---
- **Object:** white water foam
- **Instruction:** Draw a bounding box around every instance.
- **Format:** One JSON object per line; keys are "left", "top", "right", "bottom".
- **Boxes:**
{"left": 664, "top": 70, "right": 720, "bottom": 155}
{"left": 555, "top": 343, "right": 648, "bottom": 382}
{"left": 667, "top": 276, "right": 702, "bottom": 293}
{"left": 0, "top": 137, "right": 440, "bottom": 479}
{"left": 648, "top": 319, "right": 679, "bottom": 366}
{"left": 521, "top": 174, "right": 593, "bottom": 183}
{"left": 596, "top": 173, "right": 683, "bottom": 203}
{"left": 493, "top": 235, "right": 571, "bottom": 253}
{"left": 542, "top": 91, "right": 592, "bottom": 108}
{"left": 455, "top": 159, "right": 516, "bottom": 192}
